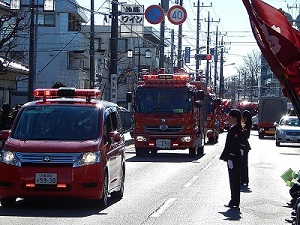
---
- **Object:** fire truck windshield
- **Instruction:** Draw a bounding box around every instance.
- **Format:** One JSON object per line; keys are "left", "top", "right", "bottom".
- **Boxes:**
{"left": 136, "top": 88, "right": 192, "bottom": 113}
{"left": 12, "top": 106, "right": 100, "bottom": 141}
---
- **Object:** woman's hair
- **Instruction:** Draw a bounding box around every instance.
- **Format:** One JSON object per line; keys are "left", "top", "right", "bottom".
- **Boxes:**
{"left": 242, "top": 110, "right": 252, "bottom": 129}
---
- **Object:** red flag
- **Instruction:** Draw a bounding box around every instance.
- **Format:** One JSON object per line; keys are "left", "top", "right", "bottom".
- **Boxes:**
{"left": 242, "top": 0, "right": 300, "bottom": 96}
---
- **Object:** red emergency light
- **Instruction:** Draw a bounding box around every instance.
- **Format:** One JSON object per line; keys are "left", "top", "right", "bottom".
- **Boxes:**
{"left": 142, "top": 74, "right": 190, "bottom": 81}
{"left": 34, "top": 87, "right": 101, "bottom": 102}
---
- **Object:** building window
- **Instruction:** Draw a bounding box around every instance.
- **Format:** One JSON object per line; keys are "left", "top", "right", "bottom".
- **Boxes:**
{"left": 38, "top": 13, "right": 55, "bottom": 26}
{"left": 67, "top": 53, "right": 85, "bottom": 70}
{"left": 68, "top": 14, "right": 81, "bottom": 31}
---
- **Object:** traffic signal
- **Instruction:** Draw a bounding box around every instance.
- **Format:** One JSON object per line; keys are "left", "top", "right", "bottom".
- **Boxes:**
{"left": 194, "top": 54, "right": 212, "bottom": 60}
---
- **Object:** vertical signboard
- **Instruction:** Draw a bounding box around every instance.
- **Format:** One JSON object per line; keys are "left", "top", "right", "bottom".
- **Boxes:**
{"left": 120, "top": 4, "right": 144, "bottom": 37}
{"left": 110, "top": 74, "right": 118, "bottom": 103}
{"left": 185, "top": 47, "right": 190, "bottom": 63}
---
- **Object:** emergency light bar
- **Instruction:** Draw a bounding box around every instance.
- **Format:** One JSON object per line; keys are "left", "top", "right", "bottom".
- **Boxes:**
{"left": 34, "top": 88, "right": 101, "bottom": 100}
{"left": 142, "top": 74, "right": 190, "bottom": 80}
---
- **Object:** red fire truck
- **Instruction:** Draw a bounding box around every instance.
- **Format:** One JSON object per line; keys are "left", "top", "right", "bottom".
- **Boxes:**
{"left": 131, "top": 71, "right": 206, "bottom": 157}
{"left": 206, "top": 94, "right": 221, "bottom": 143}
{"left": 237, "top": 100, "right": 259, "bottom": 116}
{"left": 221, "top": 99, "right": 234, "bottom": 131}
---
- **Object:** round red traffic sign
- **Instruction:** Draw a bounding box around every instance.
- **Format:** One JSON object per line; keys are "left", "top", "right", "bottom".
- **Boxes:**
{"left": 167, "top": 5, "right": 187, "bottom": 25}
{"left": 145, "top": 5, "right": 164, "bottom": 25}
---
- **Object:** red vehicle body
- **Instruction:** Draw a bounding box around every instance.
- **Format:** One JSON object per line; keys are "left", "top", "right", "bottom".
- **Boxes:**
{"left": 206, "top": 94, "right": 221, "bottom": 143}
{"left": 237, "top": 100, "right": 259, "bottom": 116}
{"left": 0, "top": 88, "right": 125, "bottom": 207}
{"left": 221, "top": 99, "right": 234, "bottom": 131}
{"left": 132, "top": 72, "right": 206, "bottom": 157}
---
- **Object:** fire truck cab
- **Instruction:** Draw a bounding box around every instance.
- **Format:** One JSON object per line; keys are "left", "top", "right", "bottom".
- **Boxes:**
{"left": 0, "top": 88, "right": 126, "bottom": 208}
{"left": 132, "top": 72, "right": 206, "bottom": 157}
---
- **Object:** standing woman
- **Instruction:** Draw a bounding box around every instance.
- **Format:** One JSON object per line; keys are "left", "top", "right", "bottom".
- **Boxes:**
{"left": 220, "top": 109, "right": 243, "bottom": 208}
{"left": 241, "top": 110, "right": 252, "bottom": 186}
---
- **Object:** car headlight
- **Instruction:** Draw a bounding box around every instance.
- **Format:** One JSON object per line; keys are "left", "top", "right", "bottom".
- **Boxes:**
{"left": 0, "top": 150, "right": 21, "bottom": 167}
{"left": 277, "top": 129, "right": 285, "bottom": 135}
{"left": 181, "top": 136, "right": 192, "bottom": 142}
{"left": 74, "top": 151, "right": 101, "bottom": 167}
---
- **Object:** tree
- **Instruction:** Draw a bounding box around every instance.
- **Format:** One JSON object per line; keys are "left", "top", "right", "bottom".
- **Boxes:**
{"left": 236, "top": 50, "right": 261, "bottom": 102}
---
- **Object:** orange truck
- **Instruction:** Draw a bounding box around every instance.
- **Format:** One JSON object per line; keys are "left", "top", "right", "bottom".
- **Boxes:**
{"left": 131, "top": 71, "right": 206, "bottom": 157}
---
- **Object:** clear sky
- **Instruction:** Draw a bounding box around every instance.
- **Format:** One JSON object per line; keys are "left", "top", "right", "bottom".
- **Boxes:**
{"left": 76, "top": 0, "right": 299, "bottom": 77}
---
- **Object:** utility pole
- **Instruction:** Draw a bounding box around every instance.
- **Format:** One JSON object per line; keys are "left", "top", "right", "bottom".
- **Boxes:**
{"left": 195, "top": 0, "right": 200, "bottom": 72}
{"left": 170, "top": 29, "right": 175, "bottom": 73}
{"left": 177, "top": 0, "right": 183, "bottom": 71}
{"left": 219, "top": 36, "right": 224, "bottom": 98}
{"left": 214, "top": 26, "right": 218, "bottom": 95}
{"left": 205, "top": 11, "right": 219, "bottom": 85}
{"left": 90, "top": 0, "right": 95, "bottom": 89}
{"left": 194, "top": 1, "right": 211, "bottom": 73}
{"left": 110, "top": 0, "right": 118, "bottom": 101}
{"left": 159, "top": 0, "right": 169, "bottom": 70}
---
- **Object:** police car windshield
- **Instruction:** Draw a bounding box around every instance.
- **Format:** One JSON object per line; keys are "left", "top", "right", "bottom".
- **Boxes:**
{"left": 12, "top": 106, "right": 100, "bottom": 141}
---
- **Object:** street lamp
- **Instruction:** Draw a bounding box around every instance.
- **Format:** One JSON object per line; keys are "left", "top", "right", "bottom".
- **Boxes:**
{"left": 10, "top": 0, "right": 55, "bottom": 101}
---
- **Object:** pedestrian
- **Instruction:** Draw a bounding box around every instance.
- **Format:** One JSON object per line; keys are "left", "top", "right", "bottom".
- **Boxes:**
{"left": 0, "top": 103, "right": 12, "bottom": 130}
{"left": 220, "top": 109, "right": 243, "bottom": 208}
{"left": 241, "top": 110, "right": 252, "bottom": 186}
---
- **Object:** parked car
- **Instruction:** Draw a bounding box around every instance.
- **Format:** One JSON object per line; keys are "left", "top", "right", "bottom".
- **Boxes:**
{"left": 275, "top": 115, "right": 300, "bottom": 146}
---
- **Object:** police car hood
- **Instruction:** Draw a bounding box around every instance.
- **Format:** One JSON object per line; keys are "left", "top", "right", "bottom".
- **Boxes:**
{"left": 5, "top": 138, "right": 101, "bottom": 153}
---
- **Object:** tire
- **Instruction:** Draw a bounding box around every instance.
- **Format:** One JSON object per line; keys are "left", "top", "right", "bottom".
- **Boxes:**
{"left": 259, "top": 132, "right": 264, "bottom": 139}
{"left": 136, "top": 147, "right": 149, "bottom": 157}
{"left": 198, "top": 145, "right": 204, "bottom": 156}
{"left": 151, "top": 149, "right": 158, "bottom": 155}
{"left": 208, "top": 137, "right": 214, "bottom": 143}
{"left": 99, "top": 171, "right": 109, "bottom": 208}
{"left": 276, "top": 140, "right": 280, "bottom": 146}
{"left": 111, "top": 166, "right": 125, "bottom": 200}
{"left": 0, "top": 198, "right": 16, "bottom": 207}
{"left": 189, "top": 138, "right": 199, "bottom": 157}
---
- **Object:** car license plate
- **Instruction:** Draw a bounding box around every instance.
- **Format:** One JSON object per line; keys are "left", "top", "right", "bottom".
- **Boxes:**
{"left": 156, "top": 139, "right": 171, "bottom": 149}
{"left": 35, "top": 173, "right": 57, "bottom": 185}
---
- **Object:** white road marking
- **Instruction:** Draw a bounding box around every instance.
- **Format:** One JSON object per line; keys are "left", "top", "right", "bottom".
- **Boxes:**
{"left": 203, "top": 162, "right": 211, "bottom": 170}
{"left": 150, "top": 198, "right": 177, "bottom": 218}
{"left": 183, "top": 176, "right": 199, "bottom": 188}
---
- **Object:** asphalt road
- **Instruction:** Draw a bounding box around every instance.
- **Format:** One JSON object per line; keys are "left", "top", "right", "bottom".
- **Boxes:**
{"left": 0, "top": 130, "right": 299, "bottom": 225}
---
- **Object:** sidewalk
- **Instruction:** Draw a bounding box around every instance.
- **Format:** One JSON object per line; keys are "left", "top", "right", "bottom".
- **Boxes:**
{"left": 124, "top": 132, "right": 134, "bottom": 146}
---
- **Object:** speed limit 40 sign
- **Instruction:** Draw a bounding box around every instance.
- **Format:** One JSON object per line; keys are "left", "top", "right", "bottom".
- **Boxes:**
{"left": 167, "top": 5, "right": 187, "bottom": 25}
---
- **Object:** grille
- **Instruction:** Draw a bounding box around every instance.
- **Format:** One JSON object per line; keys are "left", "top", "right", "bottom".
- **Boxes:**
{"left": 286, "top": 131, "right": 300, "bottom": 136}
{"left": 15, "top": 152, "right": 81, "bottom": 165}
{"left": 144, "top": 125, "right": 183, "bottom": 133}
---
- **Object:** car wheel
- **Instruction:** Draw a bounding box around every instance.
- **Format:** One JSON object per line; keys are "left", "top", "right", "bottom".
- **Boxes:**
{"left": 276, "top": 140, "right": 280, "bottom": 146}
{"left": 99, "top": 171, "right": 109, "bottom": 208}
{"left": 111, "top": 166, "right": 125, "bottom": 200}
{"left": 0, "top": 198, "right": 16, "bottom": 207}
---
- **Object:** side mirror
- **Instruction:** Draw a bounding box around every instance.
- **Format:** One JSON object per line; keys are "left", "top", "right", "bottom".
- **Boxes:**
{"left": 0, "top": 130, "right": 9, "bottom": 141}
{"left": 126, "top": 92, "right": 132, "bottom": 103}
{"left": 108, "top": 131, "right": 122, "bottom": 142}
{"left": 195, "top": 100, "right": 203, "bottom": 108}
{"left": 196, "top": 90, "right": 205, "bottom": 100}
{"left": 215, "top": 98, "right": 222, "bottom": 105}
